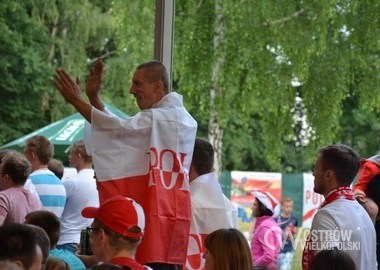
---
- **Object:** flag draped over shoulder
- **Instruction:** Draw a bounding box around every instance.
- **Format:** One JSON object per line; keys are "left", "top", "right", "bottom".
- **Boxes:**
{"left": 185, "top": 173, "right": 239, "bottom": 270}
{"left": 87, "top": 93, "right": 197, "bottom": 265}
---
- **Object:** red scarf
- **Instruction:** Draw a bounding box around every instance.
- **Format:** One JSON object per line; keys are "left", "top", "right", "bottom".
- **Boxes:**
{"left": 302, "top": 187, "right": 354, "bottom": 270}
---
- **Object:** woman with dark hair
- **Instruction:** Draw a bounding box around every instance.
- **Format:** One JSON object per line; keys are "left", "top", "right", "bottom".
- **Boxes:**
{"left": 250, "top": 191, "right": 282, "bottom": 270}
{"left": 203, "top": 228, "right": 253, "bottom": 270}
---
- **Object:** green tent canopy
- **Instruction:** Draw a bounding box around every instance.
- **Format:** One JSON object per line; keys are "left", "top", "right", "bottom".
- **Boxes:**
{"left": 1, "top": 104, "right": 128, "bottom": 165}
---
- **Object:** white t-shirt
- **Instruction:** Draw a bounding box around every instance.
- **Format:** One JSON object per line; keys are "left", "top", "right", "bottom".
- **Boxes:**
{"left": 310, "top": 198, "right": 377, "bottom": 270}
{"left": 58, "top": 168, "right": 99, "bottom": 245}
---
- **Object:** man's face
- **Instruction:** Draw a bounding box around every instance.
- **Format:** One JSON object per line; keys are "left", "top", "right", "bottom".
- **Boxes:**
{"left": 88, "top": 221, "right": 105, "bottom": 261}
{"left": 68, "top": 149, "right": 78, "bottom": 168}
{"left": 313, "top": 154, "right": 328, "bottom": 195}
{"left": 129, "top": 69, "right": 160, "bottom": 110}
{"left": 23, "top": 147, "right": 32, "bottom": 162}
{"left": 281, "top": 201, "right": 293, "bottom": 216}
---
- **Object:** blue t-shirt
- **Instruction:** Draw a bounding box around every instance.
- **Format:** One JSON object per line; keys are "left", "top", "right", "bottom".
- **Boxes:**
{"left": 50, "top": 248, "right": 85, "bottom": 270}
{"left": 276, "top": 215, "right": 298, "bottom": 253}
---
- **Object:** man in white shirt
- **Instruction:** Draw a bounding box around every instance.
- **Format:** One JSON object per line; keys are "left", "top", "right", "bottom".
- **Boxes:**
{"left": 54, "top": 60, "right": 197, "bottom": 270}
{"left": 57, "top": 140, "right": 99, "bottom": 253}
{"left": 303, "top": 144, "right": 377, "bottom": 270}
{"left": 186, "top": 138, "right": 238, "bottom": 270}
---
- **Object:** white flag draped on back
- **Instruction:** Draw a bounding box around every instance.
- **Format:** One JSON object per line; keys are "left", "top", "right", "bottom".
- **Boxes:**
{"left": 86, "top": 93, "right": 197, "bottom": 265}
{"left": 185, "top": 173, "right": 239, "bottom": 270}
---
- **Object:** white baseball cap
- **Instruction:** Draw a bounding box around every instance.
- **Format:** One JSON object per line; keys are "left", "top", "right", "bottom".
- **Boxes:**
{"left": 251, "top": 191, "right": 279, "bottom": 213}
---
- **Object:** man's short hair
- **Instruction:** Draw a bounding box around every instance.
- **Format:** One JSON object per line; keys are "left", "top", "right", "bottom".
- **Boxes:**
{"left": 137, "top": 60, "right": 169, "bottom": 93}
{"left": 281, "top": 197, "right": 293, "bottom": 205}
{"left": 70, "top": 140, "right": 92, "bottom": 163}
{"left": 48, "top": 159, "right": 64, "bottom": 180}
{"left": 0, "top": 152, "right": 31, "bottom": 186}
{"left": 0, "top": 224, "right": 39, "bottom": 269}
{"left": 191, "top": 138, "right": 214, "bottom": 175}
{"left": 319, "top": 144, "right": 360, "bottom": 186}
{"left": 25, "top": 210, "right": 60, "bottom": 248}
{"left": 25, "top": 136, "right": 54, "bottom": 165}
{"left": 0, "top": 149, "right": 18, "bottom": 164}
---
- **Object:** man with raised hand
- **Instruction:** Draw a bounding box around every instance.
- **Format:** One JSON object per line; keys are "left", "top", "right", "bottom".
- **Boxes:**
{"left": 54, "top": 60, "right": 197, "bottom": 269}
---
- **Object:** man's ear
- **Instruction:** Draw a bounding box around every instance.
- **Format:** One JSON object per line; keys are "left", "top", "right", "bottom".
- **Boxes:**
{"left": 156, "top": 80, "right": 163, "bottom": 90}
{"left": 154, "top": 80, "right": 165, "bottom": 94}
{"left": 30, "top": 151, "right": 37, "bottom": 161}
{"left": 325, "top": 169, "right": 334, "bottom": 179}
{"left": 99, "top": 228, "right": 108, "bottom": 245}
{"left": 3, "top": 174, "right": 11, "bottom": 185}
{"left": 13, "top": 260, "right": 24, "bottom": 269}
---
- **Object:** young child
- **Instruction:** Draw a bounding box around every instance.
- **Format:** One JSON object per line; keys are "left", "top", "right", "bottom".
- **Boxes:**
{"left": 275, "top": 197, "right": 298, "bottom": 270}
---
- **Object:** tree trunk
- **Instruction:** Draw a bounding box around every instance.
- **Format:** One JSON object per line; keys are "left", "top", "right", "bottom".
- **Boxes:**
{"left": 209, "top": 0, "right": 225, "bottom": 179}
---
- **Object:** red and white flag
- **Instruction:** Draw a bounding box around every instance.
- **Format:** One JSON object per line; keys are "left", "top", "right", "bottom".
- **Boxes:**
{"left": 185, "top": 173, "right": 239, "bottom": 270}
{"left": 86, "top": 93, "right": 197, "bottom": 265}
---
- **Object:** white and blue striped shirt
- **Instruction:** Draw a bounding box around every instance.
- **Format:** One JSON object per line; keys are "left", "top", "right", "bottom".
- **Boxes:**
{"left": 28, "top": 169, "right": 66, "bottom": 218}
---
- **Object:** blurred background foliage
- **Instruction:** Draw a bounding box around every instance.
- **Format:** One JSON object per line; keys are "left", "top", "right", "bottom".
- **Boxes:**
{"left": 0, "top": 0, "right": 379, "bottom": 173}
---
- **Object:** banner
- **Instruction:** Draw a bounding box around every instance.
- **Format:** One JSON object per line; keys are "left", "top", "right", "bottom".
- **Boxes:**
{"left": 230, "top": 171, "right": 282, "bottom": 235}
{"left": 302, "top": 173, "right": 324, "bottom": 227}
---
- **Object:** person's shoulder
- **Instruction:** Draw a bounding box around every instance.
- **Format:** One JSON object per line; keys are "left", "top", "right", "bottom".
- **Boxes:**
{"left": 259, "top": 216, "right": 279, "bottom": 227}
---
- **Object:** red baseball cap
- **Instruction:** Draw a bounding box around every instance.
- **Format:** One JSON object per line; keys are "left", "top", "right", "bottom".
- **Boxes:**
{"left": 82, "top": 195, "right": 145, "bottom": 239}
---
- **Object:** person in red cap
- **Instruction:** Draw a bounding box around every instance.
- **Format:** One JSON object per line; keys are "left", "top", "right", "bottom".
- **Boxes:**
{"left": 250, "top": 191, "right": 282, "bottom": 270}
{"left": 81, "top": 195, "right": 152, "bottom": 270}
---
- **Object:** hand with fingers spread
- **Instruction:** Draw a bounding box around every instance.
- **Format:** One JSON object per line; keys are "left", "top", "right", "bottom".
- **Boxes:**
{"left": 53, "top": 68, "right": 92, "bottom": 122}
{"left": 85, "top": 60, "right": 105, "bottom": 110}
{"left": 86, "top": 60, "right": 104, "bottom": 99}
{"left": 54, "top": 68, "right": 83, "bottom": 104}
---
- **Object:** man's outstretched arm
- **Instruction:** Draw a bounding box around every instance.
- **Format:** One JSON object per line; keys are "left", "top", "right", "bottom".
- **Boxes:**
{"left": 54, "top": 68, "right": 93, "bottom": 123}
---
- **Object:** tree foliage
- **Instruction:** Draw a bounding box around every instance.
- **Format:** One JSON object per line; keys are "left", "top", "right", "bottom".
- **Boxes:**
{"left": 0, "top": 0, "right": 379, "bottom": 173}
{"left": 175, "top": 0, "right": 380, "bottom": 172}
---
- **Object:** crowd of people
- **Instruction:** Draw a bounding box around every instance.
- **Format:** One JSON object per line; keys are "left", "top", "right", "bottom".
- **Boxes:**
{"left": 0, "top": 60, "right": 379, "bottom": 270}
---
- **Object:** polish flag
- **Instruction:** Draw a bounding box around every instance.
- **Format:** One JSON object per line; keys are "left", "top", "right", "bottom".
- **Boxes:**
{"left": 86, "top": 93, "right": 197, "bottom": 265}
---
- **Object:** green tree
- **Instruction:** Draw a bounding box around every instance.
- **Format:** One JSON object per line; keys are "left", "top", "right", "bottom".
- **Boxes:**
{"left": 0, "top": 1, "right": 53, "bottom": 143}
{"left": 175, "top": 0, "right": 380, "bottom": 173}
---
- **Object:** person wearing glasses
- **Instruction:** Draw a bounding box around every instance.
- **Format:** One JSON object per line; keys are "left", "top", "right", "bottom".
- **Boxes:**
{"left": 24, "top": 210, "right": 86, "bottom": 270}
{"left": 81, "top": 195, "right": 153, "bottom": 270}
